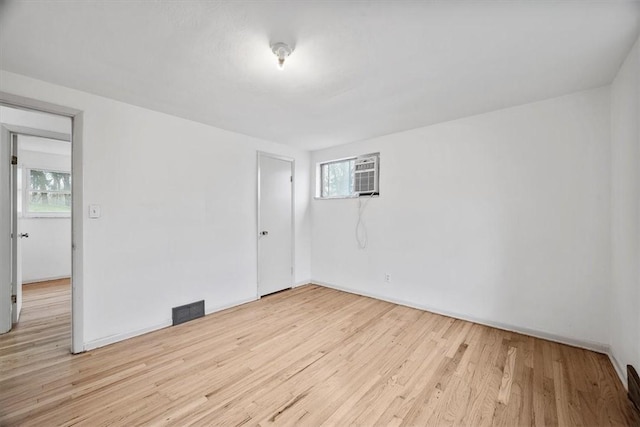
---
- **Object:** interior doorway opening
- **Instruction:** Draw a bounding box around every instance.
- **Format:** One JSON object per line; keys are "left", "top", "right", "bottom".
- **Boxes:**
{"left": 0, "top": 97, "right": 83, "bottom": 354}
{"left": 16, "top": 133, "right": 72, "bottom": 322}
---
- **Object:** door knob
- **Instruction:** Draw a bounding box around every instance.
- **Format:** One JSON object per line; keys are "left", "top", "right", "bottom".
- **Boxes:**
{"left": 19, "top": 233, "right": 29, "bottom": 238}
{"left": 260, "top": 231, "right": 269, "bottom": 236}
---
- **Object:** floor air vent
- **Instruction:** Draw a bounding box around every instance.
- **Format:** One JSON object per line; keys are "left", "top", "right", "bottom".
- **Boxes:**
{"left": 172, "top": 300, "right": 205, "bottom": 326}
{"left": 629, "top": 365, "right": 640, "bottom": 411}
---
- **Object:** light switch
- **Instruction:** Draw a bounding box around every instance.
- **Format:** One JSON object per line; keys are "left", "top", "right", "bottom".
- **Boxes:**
{"left": 89, "top": 204, "right": 101, "bottom": 219}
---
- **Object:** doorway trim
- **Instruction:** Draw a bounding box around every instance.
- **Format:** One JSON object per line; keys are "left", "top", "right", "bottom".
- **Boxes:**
{"left": 0, "top": 91, "right": 84, "bottom": 354}
{"left": 256, "top": 151, "right": 295, "bottom": 298}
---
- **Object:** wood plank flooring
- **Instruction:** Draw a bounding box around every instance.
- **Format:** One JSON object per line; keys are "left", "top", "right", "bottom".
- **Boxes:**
{"left": 1, "top": 281, "right": 638, "bottom": 426}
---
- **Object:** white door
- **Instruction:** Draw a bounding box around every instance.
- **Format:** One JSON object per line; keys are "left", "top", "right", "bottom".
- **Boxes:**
{"left": 258, "top": 153, "right": 293, "bottom": 296}
{"left": 0, "top": 131, "right": 22, "bottom": 332}
{"left": 11, "top": 133, "right": 22, "bottom": 323}
{"left": 0, "top": 128, "right": 11, "bottom": 333}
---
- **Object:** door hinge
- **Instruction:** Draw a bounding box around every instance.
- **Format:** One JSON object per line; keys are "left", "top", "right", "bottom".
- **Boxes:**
{"left": 290, "top": 176, "right": 293, "bottom": 182}
{"left": 11, "top": 155, "right": 17, "bottom": 165}
{"left": 11, "top": 295, "right": 16, "bottom": 304}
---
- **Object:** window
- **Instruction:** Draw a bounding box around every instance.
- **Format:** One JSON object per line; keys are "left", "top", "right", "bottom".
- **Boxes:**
{"left": 318, "top": 153, "right": 379, "bottom": 198}
{"left": 321, "top": 158, "right": 355, "bottom": 198}
{"left": 25, "top": 168, "right": 71, "bottom": 216}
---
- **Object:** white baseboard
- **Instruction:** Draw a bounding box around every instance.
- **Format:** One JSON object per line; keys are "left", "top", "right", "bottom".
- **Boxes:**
{"left": 294, "top": 280, "right": 311, "bottom": 288}
{"left": 85, "top": 296, "right": 259, "bottom": 351}
{"left": 608, "top": 351, "right": 628, "bottom": 391}
{"left": 85, "top": 320, "right": 172, "bottom": 351}
{"left": 311, "top": 279, "right": 609, "bottom": 354}
{"left": 205, "top": 296, "right": 258, "bottom": 316}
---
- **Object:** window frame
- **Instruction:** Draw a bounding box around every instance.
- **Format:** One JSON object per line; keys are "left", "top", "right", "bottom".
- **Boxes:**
{"left": 316, "top": 153, "right": 380, "bottom": 200}
{"left": 23, "top": 166, "right": 72, "bottom": 218}
{"left": 319, "top": 157, "right": 357, "bottom": 199}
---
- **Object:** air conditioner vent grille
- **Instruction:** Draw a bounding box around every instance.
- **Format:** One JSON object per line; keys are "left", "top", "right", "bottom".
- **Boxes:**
{"left": 355, "top": 170, "right": 376, "bottom": 193}
{"left": 354, "top": 154, "right": 379, "bottom": 195}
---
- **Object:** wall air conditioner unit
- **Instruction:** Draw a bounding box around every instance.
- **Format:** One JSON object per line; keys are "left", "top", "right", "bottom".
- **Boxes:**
{"left": 354, "top": 154, "right": 379, "bottom": 196}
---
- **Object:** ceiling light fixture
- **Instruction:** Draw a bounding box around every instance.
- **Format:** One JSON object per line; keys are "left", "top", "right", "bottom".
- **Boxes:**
{"left": 271, "top": 42, "right": 293, "bottom": 70}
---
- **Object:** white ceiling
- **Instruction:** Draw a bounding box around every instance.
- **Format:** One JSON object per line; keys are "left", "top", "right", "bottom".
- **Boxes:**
{"left": 1, "top": 1, "right": 638, "bottom": 150}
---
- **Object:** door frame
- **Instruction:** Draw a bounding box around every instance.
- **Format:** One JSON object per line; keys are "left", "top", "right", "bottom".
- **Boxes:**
{"left": 0, "top": 91, "right": 84, "bottom": 354}
{"left": 10, "top": 132, "right": 20, "bottom": 324}
{"left": 256, "top": 151, "right": 295, "bottom": 298}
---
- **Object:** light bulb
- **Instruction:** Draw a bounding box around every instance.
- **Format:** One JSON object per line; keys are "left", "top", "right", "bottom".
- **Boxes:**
{"left": 271, "top": 42, "right": 293, "bottom": 71}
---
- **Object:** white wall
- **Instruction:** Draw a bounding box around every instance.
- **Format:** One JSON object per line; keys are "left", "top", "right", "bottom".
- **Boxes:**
{"left": 18, "top": 142, "right": 72, "bottom": 283}
{"left": 19, "top": 217, "right": 71, "bottom": 282}
{"left": 1, "top": 70, "right": 311, "bottom": 349}
{"left": 311, "top": 87, "right": 611, "bottom": 349}
{"left": 611, "top": 35, "right": 640, "bottom": 383}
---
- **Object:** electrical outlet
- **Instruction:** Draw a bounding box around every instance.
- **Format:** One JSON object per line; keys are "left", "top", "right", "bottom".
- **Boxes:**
{"left": 384, "top": 273, "right": 391, "bottom": 283}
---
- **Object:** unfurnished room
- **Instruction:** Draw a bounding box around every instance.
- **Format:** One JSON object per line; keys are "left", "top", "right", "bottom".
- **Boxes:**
{"left": 0, "top": 1, "right": 639, "bottom": 425}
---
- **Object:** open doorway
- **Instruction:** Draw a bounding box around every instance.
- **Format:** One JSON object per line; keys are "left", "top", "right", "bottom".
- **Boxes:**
{"left": 0, "top": 105, "right": 74, "bottom": 350}
{"left": 17, "top": 134, "right": 72, "bottom": 319}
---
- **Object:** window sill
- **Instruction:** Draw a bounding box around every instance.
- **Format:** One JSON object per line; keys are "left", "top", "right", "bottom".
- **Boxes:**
{"left": 314, "top": 194, "right": 380, "bottom": 200}
{"left": 22, "top": 214, "right": 71, "bottom": 219}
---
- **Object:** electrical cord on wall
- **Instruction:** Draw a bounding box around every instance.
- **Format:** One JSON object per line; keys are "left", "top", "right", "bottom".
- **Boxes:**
{"left": 355, "top": 192, "right": 376, "bottom": 249}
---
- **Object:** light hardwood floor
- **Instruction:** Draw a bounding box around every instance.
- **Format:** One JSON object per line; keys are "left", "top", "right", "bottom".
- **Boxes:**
{"left": 1, "top": 281, "right": 638, "bottom": 426}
